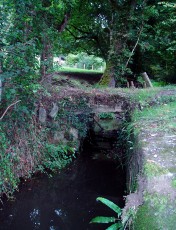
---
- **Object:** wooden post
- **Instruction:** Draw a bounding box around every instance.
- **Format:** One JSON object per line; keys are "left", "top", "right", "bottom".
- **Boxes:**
{"left": 84, "top": 64, "right": 86, "bottom": 69}
{"left": 130, "top": 81, "right": 135, "bottom": 88}
{"left": 143, "top": 82, "right": 147, "bottom": 88}
{"left": 141, "top": 72, "right": 153, "bottom": 88}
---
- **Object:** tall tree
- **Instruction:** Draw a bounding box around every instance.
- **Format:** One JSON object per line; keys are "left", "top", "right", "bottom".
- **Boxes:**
{"left": 63, "top": 0, "right": 148, "bottom": 86}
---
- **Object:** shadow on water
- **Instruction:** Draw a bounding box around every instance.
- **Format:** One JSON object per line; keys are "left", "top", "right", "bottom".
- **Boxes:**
{"left": 0, "top": 132, "right": 126, "bottom": 230}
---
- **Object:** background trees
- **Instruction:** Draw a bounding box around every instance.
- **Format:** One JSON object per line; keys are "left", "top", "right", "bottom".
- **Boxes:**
{"left": 0, "top": 0, "right": 175, "bottom": 95}
{"left": 142, "top": 1, "right": 176, "bottom": 83}
{"left": 62, "top": 0, "right": 175, "bottom": 86}
{"left": 65, "top": 53, "right": 104, "bottom": 70}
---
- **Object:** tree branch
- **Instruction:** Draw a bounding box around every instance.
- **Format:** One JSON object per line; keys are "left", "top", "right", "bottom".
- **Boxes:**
{"left": 66, "top": 28, "right": 107, "bottom": 59}
{"left": 0, "top": 100, "right": 21, "bottom": 121}
{"left": 57, "top": 12, "right": 71, "bottom": 32}
{"left": 125, "top": 24, "right": 144, "bottom": 69}
{"left": 70, "top": 24, "right": 91, "bottom": 35}
{"left": 66, "top": 28, "right": 97, "bottom": 40}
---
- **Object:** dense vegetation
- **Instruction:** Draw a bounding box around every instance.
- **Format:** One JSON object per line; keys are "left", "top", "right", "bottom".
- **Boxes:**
{"left": 0, "top": 3, "right": 176, "bottom": 230}
{"left": 0, "top": 0, "right": 175, "bottom": 197}
{"left": 0, "top": 0, "right": 175, "bottom": 90}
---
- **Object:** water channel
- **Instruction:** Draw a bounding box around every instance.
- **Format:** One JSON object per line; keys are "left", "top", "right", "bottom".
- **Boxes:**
{"left": 0, "top": 131, "right": 126, "bottom": 230}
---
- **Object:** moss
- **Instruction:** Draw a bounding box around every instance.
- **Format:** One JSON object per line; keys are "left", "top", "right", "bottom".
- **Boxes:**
{"left": 171, "top": 179, "right": 176, "bottom": 188}
{"left": 99, "top": 73, "right": 111, "bottom": 86}
{"left": 168, "top": 167, "right": 176, "bottom": 174}
{"left": 98, "top": 112, "right": 115, "bottom": 119}
{"left": 144, "top": 162, "right": 169, "bottom": 177}
{"left": 143, "top": 194, "right": 176, "bottom": 229}
{"left": 98, "top": 119, "right": 120, "bottom": 131}
{"left": 99, "top": 63, "right": 112, "bottom": 86}
{"left": 134, "top": 204, "right": 158, "bottom": 230}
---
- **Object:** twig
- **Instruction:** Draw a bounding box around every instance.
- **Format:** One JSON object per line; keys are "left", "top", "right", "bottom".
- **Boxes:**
{"left": 0, "top": 100, "right": 21, "bottom": 121}
{"left": 125, "top": 24, "right": 144, "bottom": 69}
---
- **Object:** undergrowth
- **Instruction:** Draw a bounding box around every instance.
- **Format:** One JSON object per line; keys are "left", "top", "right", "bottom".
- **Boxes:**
{"left": 0, "top": 93, "right": 90, "bottom": 198}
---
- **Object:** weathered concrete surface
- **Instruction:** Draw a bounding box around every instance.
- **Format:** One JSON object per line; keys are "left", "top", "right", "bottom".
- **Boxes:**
{"left": 92, "top": 104, "right": 123, "bottom": 113}
{"left": 124, "top": 123, "right": 176, "bottom": 230}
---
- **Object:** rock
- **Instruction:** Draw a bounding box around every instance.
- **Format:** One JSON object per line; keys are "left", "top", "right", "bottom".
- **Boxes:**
{"left": 49, "top": 103, "right": 59, "bottom": 118}
{"left": 54, "top": 131, "right": 67, "bottom": 143}
{"left": 39, "top": 107, "right": 47, "bottom": 123}
{"left": 70, "top": 127, "right": 79, "bottom": 141}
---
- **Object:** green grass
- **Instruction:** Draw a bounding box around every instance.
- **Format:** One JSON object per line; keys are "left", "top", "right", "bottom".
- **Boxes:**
{"left": 171, "top": 179, "right": 176, "bottom": 188}
{"left": 129, "top": 86, "right": 175, "bottom": 103}
{"left": 132, "top": 101, "right": 176, "bottom": 134}
{"left": 129, "top": 88, "right": 161, "bottom": 104}
{"left": 144, "top": 162, "right": 169, "bottom": 178}
{"left": 133, "top": 101, "right": 176, "bottom": 121}
{"left": 119, "top": 85, "right": 176, "bottom": 105}
{"left": 55, "top": 66, "right": 103, "bottom": 74}
{"left": 151, "top": 80, "right": 167, "bottom": 87}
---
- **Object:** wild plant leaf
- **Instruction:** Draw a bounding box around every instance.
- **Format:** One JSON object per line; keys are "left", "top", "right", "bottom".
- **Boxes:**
{"left": 96, "top": 197, "right": 122, "bottom": 217}
{"left": 106, "top": 222, "right": 123, "bottom": 230}
{"left": 90, "top": 216, "right": 116, "bottom": 224}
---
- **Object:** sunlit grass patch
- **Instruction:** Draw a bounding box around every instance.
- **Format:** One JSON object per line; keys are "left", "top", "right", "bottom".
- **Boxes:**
{"left": 56, "top": 66, "right": 103, "bottom": 74}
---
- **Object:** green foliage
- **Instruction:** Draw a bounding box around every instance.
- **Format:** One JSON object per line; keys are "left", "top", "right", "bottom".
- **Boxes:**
{"left": 43, "top": 143, "right": 75, "bottom": 171}
{"left": 151, "top": 80, "right": 167, "bottom": 87}
{"left": 0, "top": 100, "right": 80, "bottom": 197}
{"left": 91, "top": 217, "right": 116, "bottom": 224}
{"left": 90, "top": 197, "right": 123, "bottom": 230}
{"left": 65, "top": 52, "right": 104, "bottom": 70}
{"left": 98, "top": 112, "right": 115, "bottom": 119}
{"left": 142, "top": 2, "right": 176, "bottom": 83}
{"left": 55, "top": 97, "right": 90, "bottom": 139}
{"left": 0, "top": 125, "right": 19, "bottom": 197}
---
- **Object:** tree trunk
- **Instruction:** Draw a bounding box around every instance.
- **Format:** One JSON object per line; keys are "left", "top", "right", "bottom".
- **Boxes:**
{"left": 99, "top": 61, "right": 115, "bottom": 87}
{"left": 40, "top": 36, "right": 53, "bottom": 77}
{"left": 99, "top": 37, "right": 128, "bottom": 87}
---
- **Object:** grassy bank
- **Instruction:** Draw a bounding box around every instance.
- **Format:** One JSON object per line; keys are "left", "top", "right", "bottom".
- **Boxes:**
{"left": 126, "top": 86, "right": 176, "bottom": 229}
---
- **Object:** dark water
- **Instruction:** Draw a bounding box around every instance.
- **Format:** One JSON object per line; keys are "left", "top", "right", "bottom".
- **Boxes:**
{"left": 0, "top": 147, "right": 126, "bottom": 230}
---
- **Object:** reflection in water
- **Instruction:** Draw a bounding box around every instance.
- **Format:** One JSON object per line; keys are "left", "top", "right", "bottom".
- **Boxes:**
{"left": 30, "top": 208, "right": 40, "bottom": 229}
{"left": 0, "top": 152, "right": 126, "bottom": 230}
